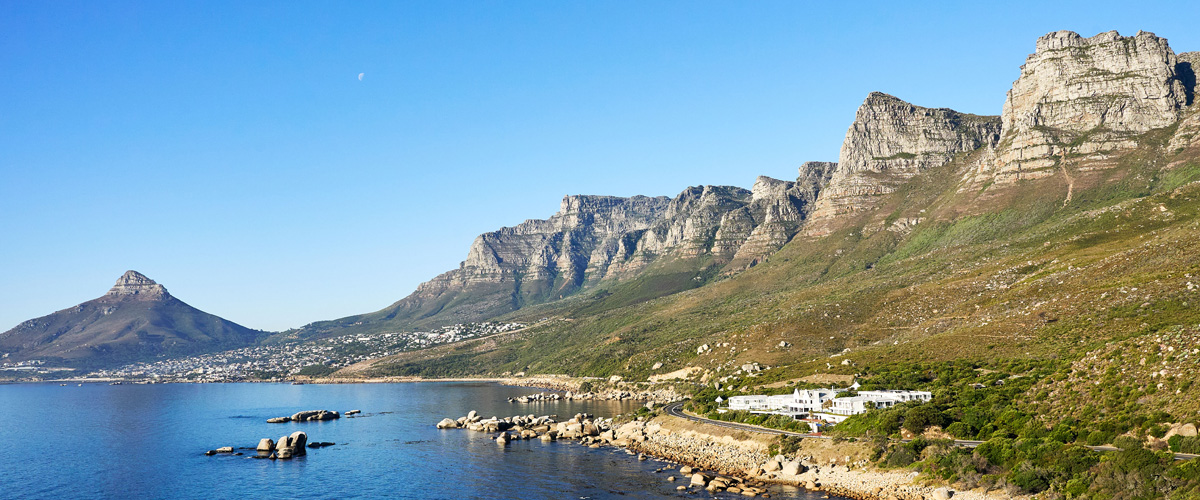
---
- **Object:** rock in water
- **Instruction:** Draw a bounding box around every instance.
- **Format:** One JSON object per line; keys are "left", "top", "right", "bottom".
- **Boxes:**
{"left": 289, "top": 431, "right": 307, "bottom": 456}
{"left": 257, "top": 438, "right": 275, "bottom": 452}
{"left": 436, "top": 418, "right": 459, "bottom": 429}
{"left": 289, "top": 410, "right": 340, "bottom": 422}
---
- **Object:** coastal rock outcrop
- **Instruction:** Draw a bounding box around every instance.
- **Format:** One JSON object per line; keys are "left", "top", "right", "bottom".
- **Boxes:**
{"left": 275, "top": 431, "right": 308, "bottom": 458}
{"left": 267, "top": 410, "right": 341, "bottom": 423}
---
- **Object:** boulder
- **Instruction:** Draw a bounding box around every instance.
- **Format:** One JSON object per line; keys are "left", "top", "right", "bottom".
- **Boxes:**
{"left": 345, "top": 410, "right": 361, "bottom": 415}
{"left": 690, "top": 473, "right": 709, "bottom": 487}
{"left": 679, "top": 465, "right": 694, "bottom": 475}
{"left": 436, "top": 418, "right": 459, "bottom": 429}
{"left": 782, "top": 461, "right": 804, "bottom": 476}
{"left": 290, "top": 410, "right": 340, "bottom": 422}
{"left": 289, "top": 431, "right": 308, "bottom": 456}
{"left": 256, "top": 438, "right": 275, "bottom": 452}
{"left": 763, "top": 460, "right": 782, "bottom": 472}
{"left": 932, "top": 488, "right": 954, "bottom": 500}
{"left": 267, "top": 417, "right": 290, "bottom": 423}
{"left": 215, "top": 446, "right": 233, "bottom": 453}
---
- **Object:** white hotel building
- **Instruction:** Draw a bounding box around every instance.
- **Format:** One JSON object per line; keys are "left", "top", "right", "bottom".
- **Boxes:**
{"left": 723, "top": 388, "right": 932, "bottom": 423}
{"left": 726, "top": 388, "right": 844, "bottom": 416}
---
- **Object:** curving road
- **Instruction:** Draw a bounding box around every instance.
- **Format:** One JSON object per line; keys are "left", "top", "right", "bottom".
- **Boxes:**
{"left": 663, "top": 402, "right": 1196, "bottom": 460}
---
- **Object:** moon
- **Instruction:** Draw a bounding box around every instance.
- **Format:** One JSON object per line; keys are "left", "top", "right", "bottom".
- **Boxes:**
{"left": 358, "top": 73, "right": 364, "bottom": 81}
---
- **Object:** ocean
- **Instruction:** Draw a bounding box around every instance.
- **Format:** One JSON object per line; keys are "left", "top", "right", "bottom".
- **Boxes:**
{"left": 0, "top": 381, "right": 834, "bottom": 499}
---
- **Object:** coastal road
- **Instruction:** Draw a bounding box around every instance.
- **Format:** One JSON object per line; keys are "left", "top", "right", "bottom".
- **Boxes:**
{"left": 663, "top": 402, "right": 1197, "bottom": 460}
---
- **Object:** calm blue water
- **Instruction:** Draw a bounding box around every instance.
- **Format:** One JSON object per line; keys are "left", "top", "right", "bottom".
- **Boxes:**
{"left": 0, "top": 382, "right": 828, "bottom": 499}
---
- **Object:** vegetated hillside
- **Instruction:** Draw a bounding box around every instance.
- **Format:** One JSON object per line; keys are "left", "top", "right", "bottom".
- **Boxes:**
{"left": 0, "top": 271, "right": 268, "bottom": 370}
{"left": 352, "top": 112, "right": 1200, "bottom": 382}
{"left": 350, "top": 31, "right": 1200, "bottom": 424}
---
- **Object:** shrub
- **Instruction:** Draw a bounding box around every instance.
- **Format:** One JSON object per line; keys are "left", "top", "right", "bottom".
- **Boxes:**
{"left": 946, "top": 421, "right": 974, "bottom": 439}
{"left": 1086, "top": 430, "right": 1113, "bottom": 446}
{"left": 904, "top": 405, "right": 947, "bottom": 434}
{"left": 885, "top": 446, "right": 919, "bottom": 467}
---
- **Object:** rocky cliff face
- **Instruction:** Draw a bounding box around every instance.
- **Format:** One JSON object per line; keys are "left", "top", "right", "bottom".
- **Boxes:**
{"left": 107, "top": 270, "right": 168, "bottom": 299}
{"left": 804, "top": 93, "right": 1002, "bottom": 236}
{"left": 970, "top": 31, "right": 1193, "bottom": 185}
{"left": 0, "top": 271, "right": 264, "bottom": 368}
{"left": 300, "top": 165, "right": 835, "bottom": 336}
{"left": 304, "top": 29, "right": 1198, "bottom": 340}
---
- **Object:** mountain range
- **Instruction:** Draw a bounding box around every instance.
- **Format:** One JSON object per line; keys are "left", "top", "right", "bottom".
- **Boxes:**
{"left": 329, "top": 29, "right": 1200, "bottom": 410}
{"left": 4, "top": 30, "right": 1200, "bottom": 397}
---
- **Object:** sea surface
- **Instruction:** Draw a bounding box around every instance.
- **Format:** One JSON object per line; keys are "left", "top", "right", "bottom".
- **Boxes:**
{"left": 0, "top": 382, "right": 840, "bottom": 499}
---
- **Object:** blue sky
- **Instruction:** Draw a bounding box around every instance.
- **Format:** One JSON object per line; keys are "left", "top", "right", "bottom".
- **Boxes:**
{"left": 2, "top": 1, "right": 1197, "bottom": 332}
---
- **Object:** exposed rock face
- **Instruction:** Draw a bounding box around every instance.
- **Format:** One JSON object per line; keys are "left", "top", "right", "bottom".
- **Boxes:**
{"left": 106, "top": 271, "right": 168, "bottom": 299}
{"left": 302, "top": 168, "right": 835, "bottom": 337}
{"left": 805, "top": 93, "right": 1001, "bottom": 236}
{"left": 979, "top": 30, "right": 1192, "bottom": 183}
{"left": 0, "top": 271, "right": 264, "bottom": 368}
{"left": 727, "top": 162, "right": 835, "bottom": 269}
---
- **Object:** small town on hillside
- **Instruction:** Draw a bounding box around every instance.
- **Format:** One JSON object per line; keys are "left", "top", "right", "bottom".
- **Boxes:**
{"left": 79, "top": 322, "right": 526, "bottom": 382}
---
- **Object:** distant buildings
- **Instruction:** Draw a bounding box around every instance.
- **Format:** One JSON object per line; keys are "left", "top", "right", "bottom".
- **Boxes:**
{"left": 85, "top": 322, "right": 525, "bottom": 381}
{"left": 721, "top": 386, "right": 932, "bottom": 424}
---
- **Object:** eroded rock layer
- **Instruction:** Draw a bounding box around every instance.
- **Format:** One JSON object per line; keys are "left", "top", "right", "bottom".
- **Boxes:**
{"left": 974, "top": 30, "right": 1193, "bottom": 184}
{"left": 804, "top": 92, "right": 1001, "bottom": 236}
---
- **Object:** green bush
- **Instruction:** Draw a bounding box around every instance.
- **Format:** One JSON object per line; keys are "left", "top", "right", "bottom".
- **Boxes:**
{"left": 1177, "top": 435, "right": 1200, "bottom": 454}
{"left": 946, "top": 421, "right": 974, "bottom": 439}
{"left": 1086, "top": 430, "right": 1113, "bottom": 446}
{"left": 884, "top": 446, "right": 918, "bottom": 467}
{"left": 904, "top": 405, "right": 948, "bottom": 434}
{"left": 976, "top": 437, "right": 1015, "bottom": 468}
{"left": 1169, "top": 434, "right": 1184, "bottom": 452}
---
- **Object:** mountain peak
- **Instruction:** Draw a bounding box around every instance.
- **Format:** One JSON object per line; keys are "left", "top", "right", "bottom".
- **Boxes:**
{"left": 107, "top": 270, "right": 168, "bottom": 298}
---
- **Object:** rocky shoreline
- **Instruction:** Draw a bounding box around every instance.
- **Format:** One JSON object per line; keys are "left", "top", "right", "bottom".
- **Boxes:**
{"left": 436, "top": 409, "right": 1027, "bottom": 500}
{"left": 507, "top": 387, "right": 680, "bottom": 404}
{"left": 625, "top": 417, "right": 1026, "bottom": 500}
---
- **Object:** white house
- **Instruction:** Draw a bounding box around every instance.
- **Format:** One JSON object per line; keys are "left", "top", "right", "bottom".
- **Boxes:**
{"left": 725, "top": 388, "right": 844, "bottom": 416}
{"left": 828, "top": 390, "right": 933, "bottom": 416}
{"left": 727, "top": 395, "right": 771, "bottom": 411}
